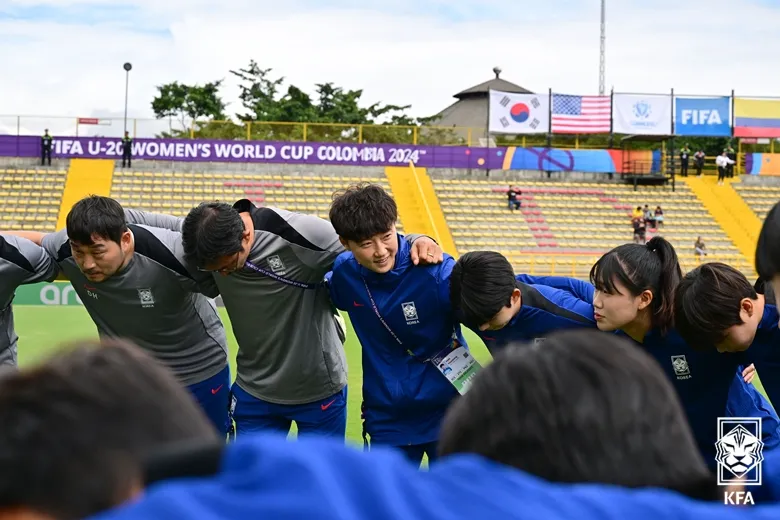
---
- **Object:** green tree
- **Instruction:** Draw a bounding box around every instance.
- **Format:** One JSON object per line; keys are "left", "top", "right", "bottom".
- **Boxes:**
{"left": 229, "top": 61, "right": 432, "bottom": 144}
{"left": 151, "top": 80, "right": 228, "bottom": 137}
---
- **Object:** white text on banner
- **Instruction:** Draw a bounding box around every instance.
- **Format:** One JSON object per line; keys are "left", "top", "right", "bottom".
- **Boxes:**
{"left": 488, "top": 90, "right": 550, "bottom": 135}
{"left": 612, "top": 94, "right": 672, "bottom": 136}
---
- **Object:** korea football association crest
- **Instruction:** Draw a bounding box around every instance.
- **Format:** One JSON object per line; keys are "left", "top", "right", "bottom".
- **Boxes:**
{"left": 266, "top": 254, "right": 286, "bottom": 274}
{"left": 401, "top": 301, "right": 419, "bottom": 325}
{"left": 671, "top": 355, "right": 691, "bottom": 380}
{"left": 715, "top": 417, "right": 764, "bottom": 505}
{"left": 137, "top": 288, "right": 155, "bottom": 308}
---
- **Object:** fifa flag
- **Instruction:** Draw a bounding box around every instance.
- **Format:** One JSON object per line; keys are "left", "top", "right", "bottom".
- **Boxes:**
{"left": 612, "top": 94, "right": 672, "bottom": 136}
{"left": 734, "top": 98, "right": 780, "bottom": 138}
{"left": 488, "top": 90, "right": 550, "bottom": 134}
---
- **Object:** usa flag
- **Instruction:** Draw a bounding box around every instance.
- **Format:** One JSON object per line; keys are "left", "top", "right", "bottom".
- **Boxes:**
{"left": 551, "top": 94, "right": 611, "bottom": 134}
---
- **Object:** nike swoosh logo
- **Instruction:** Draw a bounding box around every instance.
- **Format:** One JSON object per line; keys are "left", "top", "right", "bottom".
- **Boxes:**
{"left": 211, "top": 385, "right": 223, "bottom": 395}
{"left": 353, "top": 301, "right": 364, "bottom": 307}
{"left": 321, "top": 398, "right": 337, "bottom": 411}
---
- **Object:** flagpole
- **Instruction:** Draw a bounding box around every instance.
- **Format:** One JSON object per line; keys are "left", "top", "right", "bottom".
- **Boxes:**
{"left": 670, "top": 87, "right": 676, "bottom": 192}
{"left": 547, "top": 87, "right": 552, "bottom": 147}
{"left": 485, "top": 89, "right": 492, "bottom": 176}
{"left": 608, "top": 87, "right": 614, "bottom": 150}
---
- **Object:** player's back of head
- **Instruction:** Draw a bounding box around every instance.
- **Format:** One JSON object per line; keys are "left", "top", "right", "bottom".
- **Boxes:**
{"left": 0, "top": 339, "right": 219, "bottom": 520}
{"left": 438, "top": 329, "right": 716, "bottom": 499}
{"left": 674, "top": 263, "right": 760, "bottom": 352}
{"left": 181, "top": 202, "right": 245, "bottom": 268}
{"left": 449, "top": 251, "right": 517, "bottom": 329}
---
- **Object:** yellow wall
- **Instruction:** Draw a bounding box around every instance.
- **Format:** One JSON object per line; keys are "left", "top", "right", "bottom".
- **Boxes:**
{"left": 385, "top": 165, "right": 457, "bottom": 255}
{"left": 682, "top": 176, "right": 761, "bottom": 265}
{"left": 56, "top": 159, "right": 115, "bottom": 230}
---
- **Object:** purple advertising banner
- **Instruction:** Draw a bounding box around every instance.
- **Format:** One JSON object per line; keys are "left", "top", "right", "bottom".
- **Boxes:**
{"left": 0, "top": 135, "right": 508, "bottom": 169}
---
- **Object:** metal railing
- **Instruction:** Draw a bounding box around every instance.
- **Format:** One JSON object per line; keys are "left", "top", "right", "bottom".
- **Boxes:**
{"left": 0, "top": 115, "right": 633, "bottom": 149}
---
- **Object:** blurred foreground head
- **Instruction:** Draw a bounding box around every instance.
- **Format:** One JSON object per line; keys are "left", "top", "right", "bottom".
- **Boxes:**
{"left": 0, "top": 339, "right": 219, "bottom": 520}
{"left": 438, "top": 329, "right": 716, "bottom": 499}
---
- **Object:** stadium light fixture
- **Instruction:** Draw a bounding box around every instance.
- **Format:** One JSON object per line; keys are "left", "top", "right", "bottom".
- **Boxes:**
{"left": 123, "top": 62, "right": 133, "bottom": 135}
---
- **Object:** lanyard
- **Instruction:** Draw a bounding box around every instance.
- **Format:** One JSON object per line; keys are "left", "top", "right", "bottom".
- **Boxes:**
{"left": 243, "top": 260, "right": 322, "bottom": 290}
{"left": 361, "top": 278, "right": 429, "bottom": 363}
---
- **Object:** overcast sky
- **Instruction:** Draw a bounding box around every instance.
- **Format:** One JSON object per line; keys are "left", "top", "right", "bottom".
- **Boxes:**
{"left": 0, "top": 0, "right": 777, "bottom": 136}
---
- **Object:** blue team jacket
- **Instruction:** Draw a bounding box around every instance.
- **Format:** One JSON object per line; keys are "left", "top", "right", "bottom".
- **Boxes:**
{"left": 326, "top": 235, "right": 464, "bottom": 446}
{"left": 472, "top": 277, "right": 595, "bottom": 354}
{"left": 743, "top": 304, "right": 780, "bottom": 408}
{"left": 514, "top": 275, "right": 780, "bottom": 465}
{"left": 89, "top": 433, "right": 780, "bottom": 520}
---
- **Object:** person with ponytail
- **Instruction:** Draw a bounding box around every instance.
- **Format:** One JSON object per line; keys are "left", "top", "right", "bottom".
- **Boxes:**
{"left": 515, "top": 236, "right": 780, "bottom": 467}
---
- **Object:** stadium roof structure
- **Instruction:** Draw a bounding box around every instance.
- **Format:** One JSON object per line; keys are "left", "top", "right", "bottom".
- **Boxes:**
{"left": 426, "top": 67, "right": 532, "bottom": 144}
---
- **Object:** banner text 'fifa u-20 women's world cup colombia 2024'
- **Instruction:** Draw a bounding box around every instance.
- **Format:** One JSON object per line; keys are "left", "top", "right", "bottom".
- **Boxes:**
{"left": 0, "top": 135, "right": 508, "bottom": 169}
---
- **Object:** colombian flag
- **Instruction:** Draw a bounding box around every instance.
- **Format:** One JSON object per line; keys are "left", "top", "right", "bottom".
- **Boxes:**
{"left": 734, "top": 98, "right": 780, "bottom": 138}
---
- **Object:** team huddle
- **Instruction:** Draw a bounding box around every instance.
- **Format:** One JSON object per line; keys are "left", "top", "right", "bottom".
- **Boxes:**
{"left": 1, "top": 183, "right": 779, "bottom": 470}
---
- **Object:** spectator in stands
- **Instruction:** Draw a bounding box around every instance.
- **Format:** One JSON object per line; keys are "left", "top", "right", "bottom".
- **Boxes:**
{"left": 438, "top": 329, "right": 717, "bottom": 499}
{"left": 695, "top": 237, "right": 707, "bottom": 257}
{"left": 679, "top": 143, "right": 691, "bottom": 177}
{"left": 121, "top": 131, "right": 133, "bottom": 168}
{"left": 716, "top": 152, "right": 734, "bottom": 185}
{"left": 632, "top": 216, "right": 646, "bottom": 244}
{"left": 654, "top": 206, "right": 664, "bottom": 228}
{"left": 632, "top": 206, "right": 643, "bottom": 220}
{"left": 643, "top": 204, "right": 656, "bottom": 230}
{"left": 506, "top": 185, "right": 521, "bottom": 211}
{"left": 694, "top": 150, "right": 705, "bottom": 176}
{"left": 0, "top": 338, "right": 220, "bottom": 520}
{"left": 40, "top": 129, "right": 52, "bottom": 166}
{"left": 725, "top": 144, "right": 737, "bottom": 178}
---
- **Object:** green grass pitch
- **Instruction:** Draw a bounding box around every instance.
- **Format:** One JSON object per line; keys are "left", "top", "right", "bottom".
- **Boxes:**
{"left": 13, "top": 306, "right": 768, "bottom": 445}
{"left": 13, "top": 306, "right": 492, "bottom": 445}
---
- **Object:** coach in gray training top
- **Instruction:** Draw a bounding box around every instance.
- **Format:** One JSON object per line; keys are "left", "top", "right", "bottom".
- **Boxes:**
{"left": 0, "top": 234, "right": 60, "bottom": 367}
{"left": 131, "top": 198, "right": 441, "bottom": 439}
{"left": 20, "top": 196, "right": 233, "bottom": 436}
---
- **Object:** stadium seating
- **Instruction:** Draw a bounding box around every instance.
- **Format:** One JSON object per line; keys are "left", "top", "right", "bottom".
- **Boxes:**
{"left": 110, "top": 170, "right": 404, "bottom": 232}
{"left": 0, "top": 167, "right": 65, "bottom": 231}
{"left": 431, "top": 177, "right": 753, "bottom": 279}
{"left": 733, "top": 183, "right": 778, "bottom": 221}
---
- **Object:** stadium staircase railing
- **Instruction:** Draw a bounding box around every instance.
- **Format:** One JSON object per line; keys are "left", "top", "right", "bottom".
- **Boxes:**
{"left": 384, "top": 163, "right": 457, "bottom": 255}
{"left": 57, "top": 159, "right": 115, "bottom": 230}
{"left": 681, "top": 176, "right": 761, "bottom": 266}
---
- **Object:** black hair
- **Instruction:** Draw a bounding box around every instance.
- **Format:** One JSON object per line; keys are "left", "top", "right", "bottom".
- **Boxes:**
{"left": 0, "top": 339, "right": 218, "bottom": 520}
{"left": 329, "top": 183, "right": 398, "bottom": 243}
{"left": 756, "top": 201, "right": 780, "bottom": 280}
{"left": 449, "top": 251, "right": 516, "bottom": 329}
{"left": 181, "top": 202, "right": 245, "bottom": 267}
{"left": 755, "top": 276, "right": 776, "bottom": 306}
{"left": 589, "top": 236, "right": 681, "bottom": 332}
{"left": 438, "top": 329, "right": 717, "bottom": 500}
{"left": 65, "top": 195, "right": 128, "bottom": 245}
{"left": 674, "top": 263, "right": 757, "bottom": 350}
